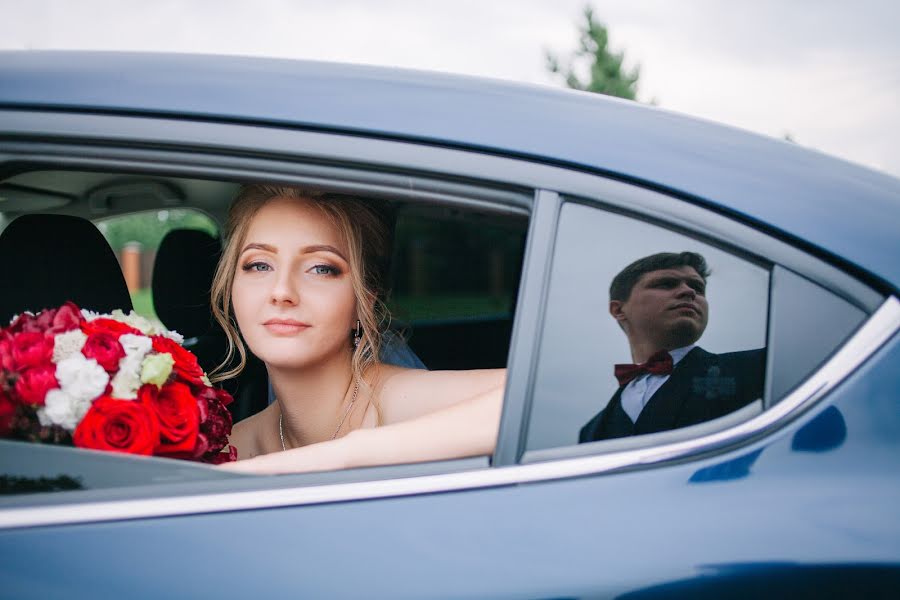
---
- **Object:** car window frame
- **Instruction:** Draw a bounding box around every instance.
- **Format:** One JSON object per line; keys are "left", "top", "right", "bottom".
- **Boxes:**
{"left": 0, "top": 108, "right": 894, "bottom": 531}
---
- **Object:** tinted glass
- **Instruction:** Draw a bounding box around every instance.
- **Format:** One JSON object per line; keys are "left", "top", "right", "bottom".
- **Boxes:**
{"left": 527, "top": 201, "right": 769, "bottom": 451}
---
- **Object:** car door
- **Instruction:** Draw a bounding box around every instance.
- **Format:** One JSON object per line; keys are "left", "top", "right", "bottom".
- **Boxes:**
{"left": 1, "top": 104, "right": 898, "bottom": 599}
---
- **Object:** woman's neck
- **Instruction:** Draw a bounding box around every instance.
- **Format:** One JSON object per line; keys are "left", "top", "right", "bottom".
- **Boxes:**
{"left": 269, "top": 355, "right": 356, "bottom": 448}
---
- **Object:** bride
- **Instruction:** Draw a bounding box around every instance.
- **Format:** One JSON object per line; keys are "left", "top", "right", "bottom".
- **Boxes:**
{"left": 214, "top": 185, "right": 505, "bottom": 474}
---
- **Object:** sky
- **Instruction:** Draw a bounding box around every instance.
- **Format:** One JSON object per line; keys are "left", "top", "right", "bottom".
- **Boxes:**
{"left": 2, "top": 0, "right": 899, "bottom": 178}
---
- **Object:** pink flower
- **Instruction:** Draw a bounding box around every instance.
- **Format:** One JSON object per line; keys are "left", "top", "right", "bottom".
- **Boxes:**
{"left": 47, "top": 302, "right": 85, "bottom": 335}
{"left": 10, "top": 332, "right": 54, "bottom": 371}
{"left": 81, "top": 332, "right": 125, "bottom": 373}
{"left": 0, "top": 336, "right": 13, "bottom": 372}
{"left": 13, "top": 364, "right": 58, "bottom": 405}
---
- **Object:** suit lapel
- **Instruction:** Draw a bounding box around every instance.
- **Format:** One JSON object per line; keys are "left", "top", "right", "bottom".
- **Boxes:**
{"left": 594, "top": 387, "right": 635, "bottom": 439}
{"left": 634, "top": 347, "right": 712, "bottom": 434}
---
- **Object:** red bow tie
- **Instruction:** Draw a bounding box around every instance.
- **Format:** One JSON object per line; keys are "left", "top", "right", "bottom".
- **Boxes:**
{"left": 614, "top": 350, "right": 674, "bottom": 387}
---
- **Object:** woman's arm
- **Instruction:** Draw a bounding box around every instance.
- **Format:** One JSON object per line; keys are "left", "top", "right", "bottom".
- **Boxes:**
{"left": 218, "top": 383, "right": 503, "bottom": 474}
{"left": 377, "top": 367, "right": 505, "bottom": 424}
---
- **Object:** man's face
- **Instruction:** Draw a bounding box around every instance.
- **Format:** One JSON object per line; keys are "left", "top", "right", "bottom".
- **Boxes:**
{"left": 610, "top": 266, "right": 709, "bottom": 352}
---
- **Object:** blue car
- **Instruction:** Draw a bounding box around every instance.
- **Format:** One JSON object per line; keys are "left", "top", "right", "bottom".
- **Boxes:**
{"left": 0, "top": 51, "right": 898, "bottom": 598}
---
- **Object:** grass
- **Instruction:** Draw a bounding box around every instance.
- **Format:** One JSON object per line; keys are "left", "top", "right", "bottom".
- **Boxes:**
{"left": 129, "top": 288, "right": 159, "bottom": 323}
{"left": 388, "top": 294, "right": 511, "bottom": 322}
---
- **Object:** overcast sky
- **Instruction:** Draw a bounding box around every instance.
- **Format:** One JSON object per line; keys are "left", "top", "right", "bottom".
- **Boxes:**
{"left": 3, "top": 0, "right": 898, "bottom": 177}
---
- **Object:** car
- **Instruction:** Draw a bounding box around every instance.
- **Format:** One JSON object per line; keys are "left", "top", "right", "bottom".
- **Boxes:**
{"left": 0, "top": 50, "right": 898, "bottom": 598}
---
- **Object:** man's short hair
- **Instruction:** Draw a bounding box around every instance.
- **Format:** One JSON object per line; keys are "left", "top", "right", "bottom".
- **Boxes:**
{"left": 610, "top": 251, "right": 710, "bottom": 302}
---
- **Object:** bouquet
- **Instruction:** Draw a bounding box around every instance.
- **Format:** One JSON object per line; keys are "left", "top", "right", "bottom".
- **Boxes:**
{"left": 0, "top": 302, "right": 237, "bottom": 464}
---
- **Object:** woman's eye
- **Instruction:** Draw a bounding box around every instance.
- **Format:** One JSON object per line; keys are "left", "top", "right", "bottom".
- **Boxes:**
{"left": 311, "top": 264, "right": 339, "bottom": 276}
{"left": 241, "top": 261, "right": 271, "bottom": 272}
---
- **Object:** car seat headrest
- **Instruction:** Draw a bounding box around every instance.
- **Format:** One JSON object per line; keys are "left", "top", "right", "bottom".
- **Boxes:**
{"left": 152, "top": 229, "right": 222, "bottom": 338}
{"left": 0, "top": 213, "right": 133, "bottom": 324}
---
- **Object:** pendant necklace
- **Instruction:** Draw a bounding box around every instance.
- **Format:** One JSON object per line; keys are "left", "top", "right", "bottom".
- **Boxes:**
{"left": 279, "top": 378, "right": 360, "bottom": 451}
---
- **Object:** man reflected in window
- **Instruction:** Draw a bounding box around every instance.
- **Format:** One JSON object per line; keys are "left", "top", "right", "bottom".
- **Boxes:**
{"left": 579, "top": 252, "right": 765, "bottom": 442}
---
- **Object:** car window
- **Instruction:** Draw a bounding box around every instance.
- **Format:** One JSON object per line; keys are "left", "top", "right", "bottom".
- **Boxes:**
{"left": 388, "top": 207, "right": 526, "bottom": 370}
{"left": 0, "top": 166, "right": 528, "bottom": 498}
{"left": 526, "top": 199, "right": 769, "bottom": 452}
{"left": 524, "top": 195, "right": 874, "bottom": 457}
{"left": 97, "top": 209, "right": 219, "bottom": 323}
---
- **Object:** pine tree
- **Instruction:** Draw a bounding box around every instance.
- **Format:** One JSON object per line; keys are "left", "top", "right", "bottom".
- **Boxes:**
{"left": 546, "top": 5, "right": 641, "bottom": 100}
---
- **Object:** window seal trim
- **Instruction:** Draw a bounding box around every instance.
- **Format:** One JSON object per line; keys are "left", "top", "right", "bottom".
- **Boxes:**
{"left": 1, "top": 296, "right": 896, "bottom": 531}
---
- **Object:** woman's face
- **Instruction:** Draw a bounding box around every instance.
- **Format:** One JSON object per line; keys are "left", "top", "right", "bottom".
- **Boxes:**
{"left": 231, "top": 196, "right": 357, "bottom": 371}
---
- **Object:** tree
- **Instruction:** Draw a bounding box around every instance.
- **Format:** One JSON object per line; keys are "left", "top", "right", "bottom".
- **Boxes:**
{"left": 546, "top": 5, "right": 641, "bottom": 101}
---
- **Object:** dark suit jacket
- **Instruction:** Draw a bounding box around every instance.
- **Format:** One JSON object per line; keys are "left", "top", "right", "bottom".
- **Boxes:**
{"left": 579, "top": 346, "right": 766, "bottom": 443}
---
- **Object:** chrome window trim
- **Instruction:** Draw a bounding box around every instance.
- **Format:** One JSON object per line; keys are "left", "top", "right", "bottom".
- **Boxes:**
{"left": 2, "top": 296, "right": 896, "bottom": 531}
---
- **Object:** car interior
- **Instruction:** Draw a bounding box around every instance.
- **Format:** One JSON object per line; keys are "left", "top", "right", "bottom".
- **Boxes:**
{"left": 0, "top": 169, "right": 529, "bottom": 426}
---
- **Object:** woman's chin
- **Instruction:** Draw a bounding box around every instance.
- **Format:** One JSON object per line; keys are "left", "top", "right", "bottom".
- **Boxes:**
{"left": 252, "top": 347, "right": 350, "bottom": 371}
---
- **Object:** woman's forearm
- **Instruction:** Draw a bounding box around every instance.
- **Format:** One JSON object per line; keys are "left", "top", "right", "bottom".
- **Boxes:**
{"left": 219, "top": 385, "right": 503, "bottom": 475}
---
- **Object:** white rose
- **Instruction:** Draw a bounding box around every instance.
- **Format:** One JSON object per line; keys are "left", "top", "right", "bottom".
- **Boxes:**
{"left": 80, "top": 308, "right": 101, "bottom": 321}
{"left": 55, "top": 354, "right": 109, "bottom": 402}
{"left": 38, "top": 389, "right": 90, "bottom": 431}
{"left": 119, "top": 333, "right": 152, "bottom": 360}
{"left": 110, "top": 355, "right": 144, "bottom": 399}
{"left": 52, "top": 329, "right": 88, "bottom": 364}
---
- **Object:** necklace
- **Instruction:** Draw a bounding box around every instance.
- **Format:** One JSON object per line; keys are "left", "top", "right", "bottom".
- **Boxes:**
{"left": 279, "top": 378, "right": 360, "bottom": 451}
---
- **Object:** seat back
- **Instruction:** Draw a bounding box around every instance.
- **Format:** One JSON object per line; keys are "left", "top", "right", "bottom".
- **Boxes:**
{"left": 0, "top": 213, "right": 132, "bottom": 324}
{"left": 152, "top": 229, "right": 222, "bottom": 343}
{"left": 152, "top": 228, "right": 268, "bottom": 421}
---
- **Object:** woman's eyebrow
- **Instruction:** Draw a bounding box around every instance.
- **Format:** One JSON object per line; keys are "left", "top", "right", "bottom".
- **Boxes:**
{"left": 240, "top": 242, "right": 277, "bottom": 254}
{"left": 301, "top": 244, "right": 348, "bottom": 262}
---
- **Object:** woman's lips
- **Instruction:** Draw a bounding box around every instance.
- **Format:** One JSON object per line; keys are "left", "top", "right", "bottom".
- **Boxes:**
{"left": 263, "top": 319, "right": 311, "bottom": 335}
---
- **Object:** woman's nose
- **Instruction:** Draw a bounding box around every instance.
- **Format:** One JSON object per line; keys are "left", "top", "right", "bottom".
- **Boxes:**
{"left": 270, "top": 271, "right": 299, "bottom": 305}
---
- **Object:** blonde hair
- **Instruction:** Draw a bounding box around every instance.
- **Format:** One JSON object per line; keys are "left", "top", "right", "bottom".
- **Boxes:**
{"left": 209, "top": 184, "right": 392, "bottom": 386}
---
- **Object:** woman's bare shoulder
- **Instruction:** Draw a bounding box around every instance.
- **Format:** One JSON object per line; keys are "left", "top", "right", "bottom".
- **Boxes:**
{"left": 229, "top": 404, "right": 276, "bottom": 461}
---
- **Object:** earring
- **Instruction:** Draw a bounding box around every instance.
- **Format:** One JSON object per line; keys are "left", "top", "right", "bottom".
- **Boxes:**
{"left": 352, "top": 320, "right": 362, "bottom": 349}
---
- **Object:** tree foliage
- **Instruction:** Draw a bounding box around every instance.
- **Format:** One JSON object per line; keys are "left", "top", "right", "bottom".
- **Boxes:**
{"left": 97, "top": 209, "right": 218, "bottom": 252}
{"left": 546, "top": 5, "right": 641, "bottom": 100}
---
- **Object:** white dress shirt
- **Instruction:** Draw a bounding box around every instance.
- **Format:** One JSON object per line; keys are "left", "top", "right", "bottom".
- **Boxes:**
{"left": 620, "top": 345, "right": 695, "bottom": 424}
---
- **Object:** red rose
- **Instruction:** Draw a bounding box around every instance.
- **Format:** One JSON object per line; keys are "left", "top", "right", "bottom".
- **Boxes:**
{"left": 13, "top": 365, "right": 58, "bottom": 405}
{"left": 152, "top": 336, "right": 204, "bottom": 385}
{"left": 48, "top": 302, "right": 85, "bottom": 335}
{"left": 73, "top": 396, "right": 160, "bottom": 455}
{"left": 0, "top": 390, "right": 16, "bottom": 436}
{"left": 81, "top": 318, "right": 142, "bottom": 337}
{"left": 10, "top": 331, "right": 54, "bottom": 371}
{"left": 81, "top": 332, "right": 126, "bottom": 372}
{"left": 141, "top": 383, "right": 199, "bottom": 456}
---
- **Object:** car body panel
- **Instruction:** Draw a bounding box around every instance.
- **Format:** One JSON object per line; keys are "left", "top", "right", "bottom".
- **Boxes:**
{"left": 0, "top": 51, "right": 898, "bottom": 598}
{"left": 1, "top": 333, "right": 897, "bottom": 598}
{"left": 1, "top": 51, "right": 899, "bottom": 290}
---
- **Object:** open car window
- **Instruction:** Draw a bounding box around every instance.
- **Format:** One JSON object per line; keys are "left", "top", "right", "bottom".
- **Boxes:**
{"left": 0, "top": 160, "right": 529, "bottom": 502}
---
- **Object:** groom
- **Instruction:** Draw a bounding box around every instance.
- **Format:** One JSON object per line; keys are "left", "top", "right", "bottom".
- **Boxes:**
{"left": 579, "top": 251, "right": 765, "bottom": 443}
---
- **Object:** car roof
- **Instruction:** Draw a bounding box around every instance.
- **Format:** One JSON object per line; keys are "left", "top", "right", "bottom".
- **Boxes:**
{"left": 1, "top": 50, "right": 898, "bottom": 291}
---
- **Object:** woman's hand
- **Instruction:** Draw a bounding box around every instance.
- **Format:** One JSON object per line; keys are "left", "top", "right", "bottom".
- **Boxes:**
{"left": 217, "top": 383, "right": 503, "bottom": 475}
